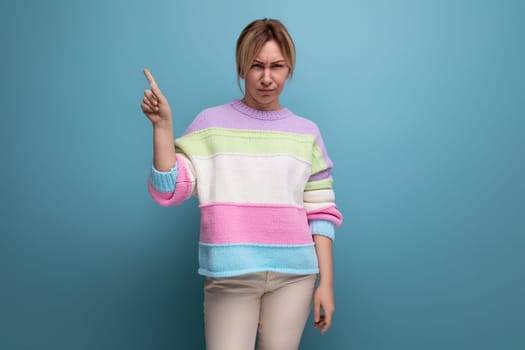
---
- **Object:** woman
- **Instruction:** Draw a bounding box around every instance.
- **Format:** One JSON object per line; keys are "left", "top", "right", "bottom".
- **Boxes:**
{"left": 141, "top": 18, "right": 343, "bottom": 350}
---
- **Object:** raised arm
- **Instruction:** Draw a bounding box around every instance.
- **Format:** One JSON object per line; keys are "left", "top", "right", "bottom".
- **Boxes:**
{"left": 141, "top": 69, "right": 196, "bottom": 206}
{"left": 141, "top": 68, "right": 176, "bottom": 171}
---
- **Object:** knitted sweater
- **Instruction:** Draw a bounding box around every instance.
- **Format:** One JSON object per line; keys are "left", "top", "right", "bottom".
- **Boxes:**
{"left": 148, "top": 99, "right": 343, "bottom": 277}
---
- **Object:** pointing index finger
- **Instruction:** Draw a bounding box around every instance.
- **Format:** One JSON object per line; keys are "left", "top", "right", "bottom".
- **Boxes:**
{"left": 143, "top": 68, "right": 161, "bottom": 95}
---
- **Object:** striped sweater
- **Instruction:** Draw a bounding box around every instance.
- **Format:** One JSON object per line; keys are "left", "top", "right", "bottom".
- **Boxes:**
{"left": 148, "top": 99, "right": 343, "bottom": 277}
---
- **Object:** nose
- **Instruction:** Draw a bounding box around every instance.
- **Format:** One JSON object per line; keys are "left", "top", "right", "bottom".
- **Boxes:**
{"left": 261, "top": 68, "right": 272, "bottom": 86}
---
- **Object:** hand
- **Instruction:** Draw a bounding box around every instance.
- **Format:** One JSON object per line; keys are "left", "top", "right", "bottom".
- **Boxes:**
{"left": 141, "top": 68, "right": 172, "bottom": 126}
{"left": 313, "top": 283, "right": 335, "bottom": 334}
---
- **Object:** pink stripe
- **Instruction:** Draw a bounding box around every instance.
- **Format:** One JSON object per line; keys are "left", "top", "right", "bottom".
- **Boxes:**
{"left": 199, "top": 203, "right": 313, "bottom": 244}
{"left": 307, "top": 205, "right": 343, "bottom": 227}
{"left": 148, "top": 154, "right": 193, "bottom": 206}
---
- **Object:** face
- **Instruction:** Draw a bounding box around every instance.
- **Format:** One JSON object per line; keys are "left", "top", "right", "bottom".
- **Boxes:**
{"left": 242, "top": 40, "right": 290, "bottom": 111}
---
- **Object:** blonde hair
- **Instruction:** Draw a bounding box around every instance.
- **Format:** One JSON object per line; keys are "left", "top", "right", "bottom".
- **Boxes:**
{"left": 236, "top": 18, "right": 296, "bottom": 92}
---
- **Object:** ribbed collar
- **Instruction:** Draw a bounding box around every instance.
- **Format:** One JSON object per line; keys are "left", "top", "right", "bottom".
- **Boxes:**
{"left": 230, "top": 99, "right": 293, "bottom": 120}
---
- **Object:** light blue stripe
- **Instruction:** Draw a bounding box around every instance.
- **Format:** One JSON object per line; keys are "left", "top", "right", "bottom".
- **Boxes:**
{"left": 309, "top": 219, "right": 335, "bottom": 240}
{"left": 199, "top": 242, "right": 315, "bottom": 248}
{"left": 149, "top": 164, "right": 178, "bottom": 192}
{"left": 198, "top": 243, "right": 319, "bottom": 277}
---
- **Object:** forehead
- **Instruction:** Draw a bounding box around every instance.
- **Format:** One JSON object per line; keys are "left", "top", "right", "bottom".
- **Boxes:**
{"left": 254, "top": 40, "right": 285, "bottom": 61}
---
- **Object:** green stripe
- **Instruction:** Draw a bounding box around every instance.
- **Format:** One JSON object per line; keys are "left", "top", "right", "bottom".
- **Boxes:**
{"left": 311, "top": 143, "right": 328, "bottom": 174}
{"left": 175, "top": 127, "right": 322, "bottom": 165}
{"left": 305, "top": 178, "right": 334, "bottom": 191}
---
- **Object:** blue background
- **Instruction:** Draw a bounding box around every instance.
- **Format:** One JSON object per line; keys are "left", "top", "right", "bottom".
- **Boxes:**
{"left": 1, "top": 0, "right": 524, "bottom": 349}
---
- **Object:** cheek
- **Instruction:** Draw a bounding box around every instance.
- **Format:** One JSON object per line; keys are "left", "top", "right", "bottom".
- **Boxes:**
{"left": 276, "top": 73, "right": 289, "bottom": 86}
{"left": 245, "top": 72, "right": 258, "bottom": 89}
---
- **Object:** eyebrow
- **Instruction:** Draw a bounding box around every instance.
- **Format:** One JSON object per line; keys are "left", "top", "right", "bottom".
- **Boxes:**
{"left": 253, "top": 59, "right": 286, "bottom": 64}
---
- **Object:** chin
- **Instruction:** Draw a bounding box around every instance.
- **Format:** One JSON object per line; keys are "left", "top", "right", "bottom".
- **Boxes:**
{"left": 258, "top": 97, "right": 274, "bottom": 103}
{"left": 258, "top": 94, "right": 277, "bottom": 102}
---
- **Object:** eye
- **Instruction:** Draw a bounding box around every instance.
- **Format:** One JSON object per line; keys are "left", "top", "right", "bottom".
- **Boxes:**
{"left": 251, "top": 63, "right": 264, "bottom": 69}
{"left": 272, "top": 64, "right": 285, "bottom": 69}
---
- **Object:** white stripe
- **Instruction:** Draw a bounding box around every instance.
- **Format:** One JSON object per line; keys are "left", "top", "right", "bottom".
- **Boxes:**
{"left": 303, "top": 189, "right": 335, "bottom": 203}
{"left": 191, "top": 152, "right": 312, "bottom": 165}
{"left": 191, "top": 153, "right": 312, "bottom": 205}
{"left": 304, "top": 202, "right": 336, "bottom": 212}
{"left": 178, "top": 153, "right": 197, "bottom": 196}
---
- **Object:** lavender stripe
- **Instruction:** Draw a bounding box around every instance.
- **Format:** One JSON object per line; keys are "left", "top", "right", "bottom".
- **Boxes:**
{"left": 183, "top": 99, "right": 333, "bottom": 169}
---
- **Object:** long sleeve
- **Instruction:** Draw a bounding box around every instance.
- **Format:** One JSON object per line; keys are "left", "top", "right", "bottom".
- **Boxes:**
{"left": 304, "top": 129, "right": 343, "bottom": 240}
{"left": 147, "top": 152, "right": 197, "bottom": 206}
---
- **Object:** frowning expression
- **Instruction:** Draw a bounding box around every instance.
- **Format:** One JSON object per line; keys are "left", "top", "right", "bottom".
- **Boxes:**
{"left": 242, "top": 40, "right": 290, "bottom": 111}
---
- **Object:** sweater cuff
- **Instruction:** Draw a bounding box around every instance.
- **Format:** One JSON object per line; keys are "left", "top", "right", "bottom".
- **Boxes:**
{"left": 150, "top": 163, "right": 178, "bottom": 193}
{"left": 309, "top": 219, "right": 335, "bottom": 241}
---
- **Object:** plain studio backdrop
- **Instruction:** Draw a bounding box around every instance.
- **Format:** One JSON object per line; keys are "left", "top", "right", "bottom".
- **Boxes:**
{"left": 1, "top": 0, "right": 524, "bottom": 349}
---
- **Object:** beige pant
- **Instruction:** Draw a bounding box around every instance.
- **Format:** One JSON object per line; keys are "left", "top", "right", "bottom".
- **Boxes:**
{"left": 204, "top": 272, "right": 318, "bottom": 350}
